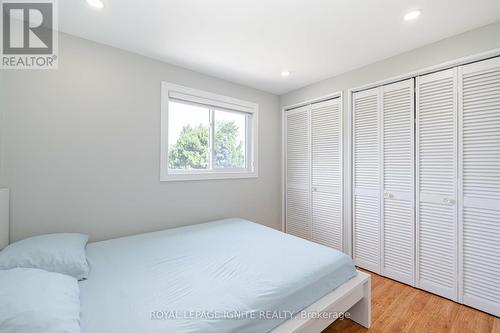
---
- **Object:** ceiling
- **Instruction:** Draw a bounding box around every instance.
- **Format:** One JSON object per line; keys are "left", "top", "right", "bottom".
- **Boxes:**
{"left": 59, "top": 0, "right": 500, "bottom": 95}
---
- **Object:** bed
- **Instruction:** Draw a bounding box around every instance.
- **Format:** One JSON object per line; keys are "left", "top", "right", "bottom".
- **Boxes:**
{"left": 79, "top": 218, "right": 371, "bottom": 333}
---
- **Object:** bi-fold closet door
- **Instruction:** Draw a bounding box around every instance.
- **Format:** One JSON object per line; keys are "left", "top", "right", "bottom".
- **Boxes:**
{"left": 416, "top": 68, "right": 459, "bottom": 301}
{"left": 415, "top": 57, "right": 500, "bottom": 316}
{"left": 285, "top": 98, "right": 343, "bottom": 252}
{"left": 285, "top": 105, "right": 310, "bottom": 240}
{"left": 351, "top": 56, "right": 499, "bottom": 316}
{"left": 353, "top": 79, "right": 415, "bottom": 285}
{"left": 352, "top": 87, "right": 381, "bottom": 273}
{"left": 458, "top": 57, "right": 500, "bottom": 316}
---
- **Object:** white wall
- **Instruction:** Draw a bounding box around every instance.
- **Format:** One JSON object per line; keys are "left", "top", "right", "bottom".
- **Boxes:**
{"left": 0, "top": 33, "right": 282, "bottom": 242}
{"left": 281, "top": 21, "right": 500, "bottom": 107}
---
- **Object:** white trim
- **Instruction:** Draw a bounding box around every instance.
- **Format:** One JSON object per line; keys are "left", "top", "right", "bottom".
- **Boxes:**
{"left": 346, "top": 92, "right": 353, "bottom": 257}
{"left": 307, "top": 104, "right": 312, "bottom": 240}
{"left": 283, "top": 91, "right": 342, "bottom": 111}
{"left": 340, "top": 92, "right": 345, "bottom": 252}
{"left": 271, "top": 271, "right": 371, "bottom": 333}
{"left": 161, "top": 171, "right": 258, "bottom": 182}
{"left": 378, "top": 86, "right": 384, "bottom": 277}
{"left": 457, "top": 65, "right": 464, "bottom": 304}
{"left": 160, "top": 82, "right": 258, "bottom": 182}
{"left": 281, "top": 105, "right": 286, "bottom": 232}
{"left": 167, "top": 83, "right": 257, "bottom": 113}
{"left": 414, "top": 75, "right": 421, "bottom": 290}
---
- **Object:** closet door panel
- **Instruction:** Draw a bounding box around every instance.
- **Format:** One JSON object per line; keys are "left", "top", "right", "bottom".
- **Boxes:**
{"left": 353, "top": 88, "right": 381, "bottom": 273}
{"left": 381, "top": 79, "right": 415, "bottom": 285}
{"left": 459, "top": 57, "right": 500, "bottom": 316}
{"left": 312, "top": 190, "right": 341, "bottom": 248}
{"left": 285, "top": 106, "right": 311, "bottom": 240}
{"left": 311, "top": 99, "right": 343, "bottom": 251}
{"left": 416, "top": 68, "right": 458, "bottom": 301}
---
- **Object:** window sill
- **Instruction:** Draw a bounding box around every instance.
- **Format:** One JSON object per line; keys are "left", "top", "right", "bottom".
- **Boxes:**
{"left": 160, "top": 171, "right": 258, "bottom": 182}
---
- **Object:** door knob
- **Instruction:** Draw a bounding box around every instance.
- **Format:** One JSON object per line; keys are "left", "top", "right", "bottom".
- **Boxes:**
{"left": 442, "top": 197, "right": 455, "bottom": 205}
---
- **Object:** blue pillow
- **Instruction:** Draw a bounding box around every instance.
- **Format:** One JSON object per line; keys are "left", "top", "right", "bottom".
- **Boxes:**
{"left": 0, "top": 233, "right": 89, "bottom": 280}
{"left": 0, "top": 268, "right": 81, "bottom": 333}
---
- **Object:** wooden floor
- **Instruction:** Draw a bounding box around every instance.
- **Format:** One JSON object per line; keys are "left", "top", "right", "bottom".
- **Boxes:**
{"left": 323, "top": 271, "right": 500, "bottom": 333}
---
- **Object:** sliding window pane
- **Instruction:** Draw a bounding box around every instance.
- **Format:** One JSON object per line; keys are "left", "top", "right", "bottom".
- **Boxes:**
{"left": 168, "top": 101, "right": 210, "bottom": 170}
{"left": 214, "top": 110, "right": 247, "bottom": 169}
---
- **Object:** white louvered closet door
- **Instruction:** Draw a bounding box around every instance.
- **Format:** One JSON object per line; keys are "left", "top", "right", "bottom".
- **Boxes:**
{"left": 311, "top": 98, "right": 343, "bottom": 251}
{"left": 353, "top": 87, "right": 381, "bottom": 273}
{"left": 381, "top": 79, "right": 415, "bottom": 286}
{"left": 459, "top": 57, "right": 500, "bottom": 317}
{"left": 285, "top": 106, "right": 311, "bottom": 240}
{"left": 416, "top": 68, "right": 458, "bottom": 301}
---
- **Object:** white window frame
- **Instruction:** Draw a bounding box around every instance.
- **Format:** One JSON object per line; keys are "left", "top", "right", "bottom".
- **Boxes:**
{"left": 160, "top": 82, "right": 258, "bottom": 181}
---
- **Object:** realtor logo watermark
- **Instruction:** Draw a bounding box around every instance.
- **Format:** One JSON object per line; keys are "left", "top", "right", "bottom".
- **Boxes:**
{"left": 1, "top": 0, "right": 58, "bottom": 69}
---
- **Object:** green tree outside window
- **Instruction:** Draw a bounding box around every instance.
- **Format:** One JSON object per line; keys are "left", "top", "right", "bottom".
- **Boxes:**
{"left": 168, "top": 120, "right": 244, "bottom": 169}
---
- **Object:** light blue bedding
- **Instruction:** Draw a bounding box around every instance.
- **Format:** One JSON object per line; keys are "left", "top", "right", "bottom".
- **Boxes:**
{"left": 79, "top": 218, "right": 356, "bottom": 333}
{"left": 0, "top": 233, "right": 89, "bottom": 280}
{"left": 0, "top": 268, "right": 81, "bottom": 333}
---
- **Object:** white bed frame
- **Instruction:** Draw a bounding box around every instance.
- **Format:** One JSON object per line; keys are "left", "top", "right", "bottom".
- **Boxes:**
{"left": 271, "top": 270, "right": 371, "bottom": 333}
{"left": 0, "top": 188, "right": 9, "bottom": 249}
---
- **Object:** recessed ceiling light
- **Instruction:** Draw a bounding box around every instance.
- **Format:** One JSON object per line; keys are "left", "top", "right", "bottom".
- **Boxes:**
{"left": 281, "top": 71, "right": 291, "bottom": 77}
{"left": 404, "top": 10, "right": 421, "bottom": 21}
{"left": 86, "top": 0, "right": 104, "bottom": 9}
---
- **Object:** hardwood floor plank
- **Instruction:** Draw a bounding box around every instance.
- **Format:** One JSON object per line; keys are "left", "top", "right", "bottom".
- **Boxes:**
{"left": 417, "top": 295, "right": 460, "bottom": 333}
{"left": 372, "top": 286, "right": 422, "bottom": 332}
{"left": 322, "top": 271, "right": 499, "bottom": 333}
{"left": 397, "top": 288, "right": 432, "bottom": 332}
{"left": 370, "top": 275, "right": 403, "bottom": 320}
{"left": 492, "top": 318, "right": 500, "bottom": 333}
{"left": 450, "top": 305, "right": 495, "bottom": 333}
{"left": 406, "top": 295, "right": 444, "bottom": 333}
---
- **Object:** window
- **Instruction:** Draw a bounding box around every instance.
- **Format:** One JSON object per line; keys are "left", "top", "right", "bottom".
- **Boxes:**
{"left": 161, "top": 82, "right": 258, "bottom": 181}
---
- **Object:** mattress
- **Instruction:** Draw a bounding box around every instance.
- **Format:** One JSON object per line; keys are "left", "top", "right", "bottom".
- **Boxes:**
{"left": 79, "top": 218, "right": 357, "bottom": 333}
